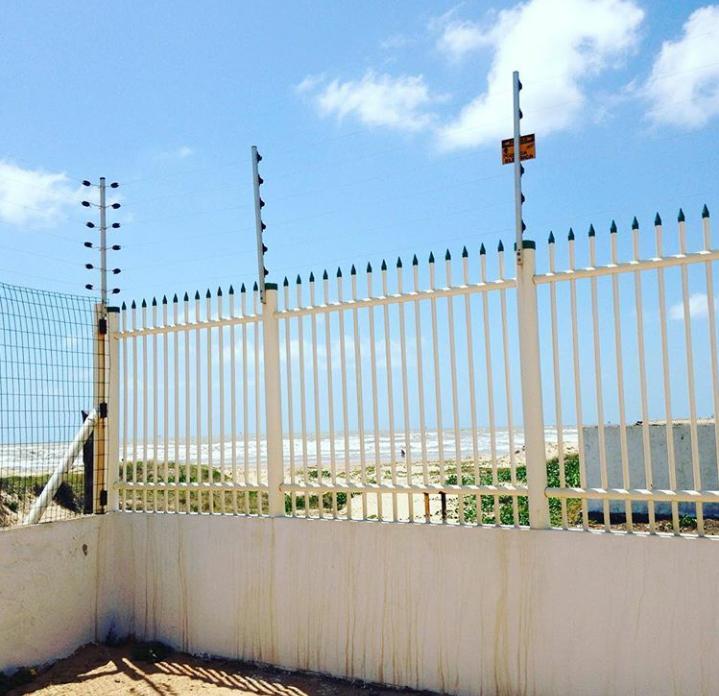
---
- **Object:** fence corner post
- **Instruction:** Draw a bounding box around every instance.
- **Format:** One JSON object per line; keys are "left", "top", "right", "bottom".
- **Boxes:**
{"left": 106, "top": 307, "right": 121, "bottom": 512}
{"left": 262, "top": 284, "right": 285, "bottom": 516}
{"left": 516, "top": 240, "right": 550, "bottom": 529}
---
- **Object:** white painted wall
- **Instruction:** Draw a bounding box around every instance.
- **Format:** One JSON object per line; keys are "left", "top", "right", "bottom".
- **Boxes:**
{"left": 3, "top": 513, "right": 719, "bottom": 696}
{"left": 0, "top": 516, "right": 106, "bottom": 672}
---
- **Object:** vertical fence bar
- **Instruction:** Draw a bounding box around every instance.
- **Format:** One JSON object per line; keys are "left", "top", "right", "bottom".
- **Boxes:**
{"left": 678, "top": 212, "right": 704, "bottom": 535}
{"left": 194, "top": 291, "right": 202, "bottom": 512}
{"left": 218, "top": 289, "right": 226, "bottom": 514}
{"left": 206, "top": 290, "right": 214, "bottom": 513}
{"left": 162, "top": 298, "right": 169, "bottom": 512}
{"left": 172, "top": 297, "right": 180, "bottom": 512}
{"left": 253, "top": 287, "right": 262, "bottom": 512}
{"left": 516, "top": 240, "right": 549, "bottom": 529}
{"left": 428, "top": 254, "right": 445, "bottom": 490}
{"left": 296, "top": 278, "right": 310, "bottom": 515}
{"left": 131, "top": 302, "right": 138, "bottom": 511}
{"left": 141, "top": 301, "right": 148, "bottom": 512}
{"left": 283, "top": 280, "right": 297, "bottom": 516}
{"left": 263, "top": 284, "right": 285, "bottom": 516}
{"left": 337, "top": 270, "right": 352, "bottom": 519}
{"left": 367, "top": 265, "right": 383, "bottom": 520}
{"left": 632, "top": 220, "right": 655, "bottom": 532}
{"left": 351, "top": 267, "right": 368, "bottom": 519}
{"left": 381, "top": 261, "right": 398, "bottom": 521}
{"left": 323, "top": 272, "right": 338, "bottom": 518}
{"left": 93, "top": 303, "right": 107, "bottom": 513}
{"left": 229, "top": 287, "right": 237, "bottom": 514}
{"left": 396, "top": 258, "right": 414, "bottom": 522}
{"left": 242, "top": 286, "right": 250, "bottom": 514}
{"left": 151, "top": 300, "right": 159, "bottom": 512}
{"left": 107, "top": 308, "right": 120, "bottom": 511}
{"left": 183, "top": 294, "right": 191, "bottom": 512}
{"left": 309, "top": 275, "right": 323, "bottom": 518}
{"left": 121, "top": 305, "right": 128, "bottom": 511}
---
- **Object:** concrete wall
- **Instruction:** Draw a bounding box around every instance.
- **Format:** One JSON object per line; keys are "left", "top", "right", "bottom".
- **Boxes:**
{"left": 584, "top": 423, "right": 719, "bottom": 517}
{"left": 3, "top": 513, "right": 719, "bottom": 695}
{"left": 0, "top": 516, "right": 109, "bottom": 672}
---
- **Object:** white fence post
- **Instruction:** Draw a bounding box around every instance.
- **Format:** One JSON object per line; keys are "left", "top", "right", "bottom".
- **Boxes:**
{"left": 262, "top": 283, "right": 285, "bottom": 516}
{"left": 106, "top": 307, "right": 121, "bottom": 511}
{"left": 516, "top": 240, "right": 550, "bottom": 529}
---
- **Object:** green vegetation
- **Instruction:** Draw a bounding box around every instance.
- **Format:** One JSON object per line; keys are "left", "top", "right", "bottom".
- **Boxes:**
{"left": 446, "top": 453, "right": 582, "bottom": 526}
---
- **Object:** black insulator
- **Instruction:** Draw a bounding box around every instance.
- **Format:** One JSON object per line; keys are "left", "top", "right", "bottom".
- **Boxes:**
{"left": 84, "top": 241, "right": 93, "bottom": 248}
{"left": 111, "top": 244, "right": 121, "bottom": 251}
{"left": 261, "top": 222, "right": 267, "bottom": 231}
{"left": 262, "top": 243, "right": 268, "bottom": 253}
{"left": 259, "top": 198, "right": 265, "bottom": 208}
{"left": 112, "top": 268, "right": 121, "bottom": 274}
{"left": 111, "top": 203, "right": 121, "bottom": 209}
{"left": 110, "top": 182, "right": 119, "bottom": 188}
{"left": 81, "top": 201, "right": 90, "bottom": 207}
{"left": 112, "top": 222, "right": 120, "bottom": 229}
{"left": 86, "top": 222, "right": 95, "bottom": 228}
{"left": 258, "top": 175, "right": 264, "bottom": 185}
{"left": 85, "top": 263, "right": 93, "bottom": 269}
{"left": 82, "top": 180, "right": 92, "bottom": 187}
{"left": 111, "top": 288, "right": 120, "bottom": 294}
{"left": 256, "top": 152, "right": 262, "bottom": 163}
{"left": 85, "top": 284, "right": 93, "bottom": 290}
{"left": 263, "top": 267, "right": 269, "bottom": 276}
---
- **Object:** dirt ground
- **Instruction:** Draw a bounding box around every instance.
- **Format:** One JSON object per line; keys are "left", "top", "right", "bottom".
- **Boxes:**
{"left": 4, "top": 643, "right": 435, "bottom": 696}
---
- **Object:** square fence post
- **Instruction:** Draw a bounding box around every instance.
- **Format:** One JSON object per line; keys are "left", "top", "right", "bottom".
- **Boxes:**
{"left": 262, "top": 284, "right": 285, "bottom": 516}
{"left": 516, "top": 241, "right": 550, "bottom": 529}
{"left": 93, "top": 303, "right": 108, "bottom": 513}
{"left": 106, "top": 307, "right": 120, "bottom": 511}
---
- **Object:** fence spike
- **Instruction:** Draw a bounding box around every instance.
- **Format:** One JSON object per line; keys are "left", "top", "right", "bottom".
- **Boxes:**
{"left": 548, "top": 231, "right": 555, "bottom": 244}
{"left": 588, "top": 224, "right": 596, "bottom": 237}
{"left": 632, "top": 216, "right": 639, "bottom": 230}
{"left": 445, "top": 249, "right": 451, "bottom": 261}
{"left": 195, "top": 290, "right": 201, "bottom": 300}
{"left": 702, "top": 204, "right": 710, "bottom": 218}
{"left": 498, "top": 240, "right": 504, "bottom": 252}
{"left": 131, "top": 300, "right": 137, "bottom": 309}
{"left": 151, "top": 297, "right": 157, "bottom": 306}
{"left": 479, "top": 243, "right": 486, "bottom": 255}
{"left": 429, "top": 251, "right": 435, "bottom": 263}
{"left": 336, "top": 267, "right": 342, "bottom": 278}
{"left": 205, "top": 289, "right": 211, "bottom": 299}
{"left": 654, "top": 212, "right": 662, "bottom": 226}
{"left": 461, "top": 246, "right": 468, "bottom": 258}
{"left": 351, "top": 264, "right": 357, "bottom": 275}
{"left": 217, "top": 286, "right": 223, "bottom": 296}
{"left": 381, "top": 259, "right": 387, "bottom": 271}
{"left": 412, "top": 254, "right": 418, "bottom": 266}
{"left": 296, "top": 274, "right": 302, "bottom": 284}
{"left": 162, "top": 295, "right": 168, "bottom": 305}
{"left": 396, "top": 256, "right": 402, "bottom": 268}
{"left": 253, "top": 281, "right": 258, "bottom": 292}
{"left": 610, "top": 220, "right": 617, "bottom": 234}
{"left": 678, "top": 208, "right": 685, "bottom": 223}
{"left": 366, "top": 262, "right": 372, "bottom": 273}
{"left": 121, "top": 301, "right": 127, "bottom": 310}
{"left": 309, "top": 272, "right": 315, "bottom": 283}
{"left": 183, "top": 292, "right": 189, "bottom": 301}
{"left": 240, "top": 283, "right": 246, "bottom": 293}
{"left": 322, "top": 269, "right": 328, "bottom": 280}
{"left": 229, "top": 285, "right": 234, "bottom": 295}
{"left": 172, "top": 293, "right": 178, "bottom": 303}
{"left": 568, "top": 228, "right": 575, "bottom": 241}
{"left": 141, "top": 299, "right": 147, "bottom": 308}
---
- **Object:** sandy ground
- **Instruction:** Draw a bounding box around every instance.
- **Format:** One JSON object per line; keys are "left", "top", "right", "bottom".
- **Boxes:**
{"left": 4, "top": 643, "right": 435, "bottom": 696}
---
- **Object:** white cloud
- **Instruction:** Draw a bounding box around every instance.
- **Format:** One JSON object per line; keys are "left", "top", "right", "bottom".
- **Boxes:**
{"left": 300, "top": 71, "right": 438, "bottom": 132}
{"left": 644, "top": 5, "right": 719, "bottom": 129}
{"left": 436, "top": 0, "right": 644, "bottom": 149}
{"left": 0, "top": 161, "right": 81, "bottom": 227}
{"left": 669, "top": 293, "right": 715, "bottom": 321}
{"left": 176, "top": 146, "right": 194, "bottom": 159}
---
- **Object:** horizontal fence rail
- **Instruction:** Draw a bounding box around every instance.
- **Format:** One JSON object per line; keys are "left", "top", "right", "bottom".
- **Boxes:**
{"left": 110, "top": 204, "right": 719, "bottom": 537}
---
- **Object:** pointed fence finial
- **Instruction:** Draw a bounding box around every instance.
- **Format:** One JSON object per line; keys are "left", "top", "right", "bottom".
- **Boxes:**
{"left": 610, "top": 220, "right": 617, "bottom": 234}
{"left": 381, "top": 259, "right": 387, "bottom": 271}
{"left": 121, "top": 301, "right": 127, "bottom": 310}
{"left": 632, "top": 216, "right": 639, "bottom": 230}
{"left": 588, "top": 224, "right": 596, "bottom": 237}
{"left": 678, "top": 208, "right": 685, "bottom": 223}
{"left": 351, "top": 264, "right": 357, "bottom": 275}
{"left": 253, "top": 281, "right": 258, "bottom": 292}
{"left": 568, "top": 228, "right": 575, "bottom": 241}
{"left": 151, "top": 297, "right": 157, "bottom": 307}
{"left": 131, "top": 300, "right": 136, "bottom": 309}
{"left": 217, "top": 286, "right": 223, "bottom": 296}
{"left": 444, "top": 249, "right": 451, "bottom": 261}
{"left": 240, "top": 283, "right": 246, "bottom": 293}
{"left": 396, "top": 256, "right": 402, "bottom": 268}
{"left": 337, "top": 267, "right": 343, "bottom": 278}
{"left": 412, "top": 254, "right": 419, "bottom": 266}
{"left": 141, "top": 299, "right": 147, "bottom": 308}
{"left": 429, "top": 252, "right": 435, "bottom": 263}
{"left": 183, "top": 292, "right": 189, "bottom": 301}
{"left": 309, "top": 272, "right": 315, "bottom": 283}
{"left": 194, "top": 290, "right": 200, "bottom": 300}
{"left": 479, "top": 243, "right": 486, "bottom": 255}
{"left": 702, "top": 204, "right": 710, "bottom": 219}
{"left": 229, "top": 285, "right": 234, "bottom": 295}
{"left": 548, "top": 231, "right": 555, "bottom": 244}
{"left": 296, "top": 274, "right": 302, "bottom": 285}
{"left": 366, "top": 262, "right": 372, "bottom": 273}
{"left": 461, "top": 246, "right": 468, "bottom": 258}
{"left": 172, "top": 294, "right": 178, "bottom": 303}
{"left": 162, "top": 295, "right": 168, "bottom": 305}
{"left": 322, "top": 269, "right": 328, "bottom": 280}
{"left": 498, "top": 240, "right": 504, "bottom": 252}
{"left": 283, "top": 276, "right": 289, "bottom": 287}
{"left": 205, "top": 289, "right": 211, "bottom": 299}
{"left": 654, "top": 212, "right": 662, "bottom": 226}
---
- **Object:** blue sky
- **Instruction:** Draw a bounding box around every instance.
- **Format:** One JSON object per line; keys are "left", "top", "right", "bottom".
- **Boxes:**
{"left": 2, "top": 1, "right": 719, "bottom": 435}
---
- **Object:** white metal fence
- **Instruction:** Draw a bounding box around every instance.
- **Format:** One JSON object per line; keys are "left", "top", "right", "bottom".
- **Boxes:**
{"left": 113, "top": 205, "right": 719, "bottom": 536}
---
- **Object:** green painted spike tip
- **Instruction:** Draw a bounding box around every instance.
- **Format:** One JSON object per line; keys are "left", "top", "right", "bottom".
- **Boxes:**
{"left": 283, "top": 276, "right": 289, "bottom": 286}
{"left": 205, "top": 289, "right": 211, "bottom": 298}
{"left": 632, "top": 216, "right": 639, "bottom": 230}
{"left": 702, "top": 204, "right": 710, "bottom": 219}
{"left": 654, "top": 212, "right": 662, "bottom": 226}
{"left": 396, "top": 257, "right": 402, "bottom": 268}
{"left": 172, "top": 294, "right": 178, "bottom": 303}
{"left": 412, "top": 254, "right": 418, "bottom": 266}
{"left": 194, "top": 291, "right": 200, "bottom": 300}
{"left": 678, "top": 208, "right": 685, "bottom": 223}
{"left": 240, "top": 284, "right": 246, "bottom": 293}
{"left": 309, "top": 272, "right": 315, "bottom": 283}
{"left": 141, "top": 299, "right": 147, "bottom": 308}
{"left": 366, "top": 262, "right": 372, "bottom": 273}
{"left": 444, "top": 249, "right": 451, "bottom": 261}
{"left": 183, "top": 292, "right": 189, "bottom": 301}
{"left": 336, "top": 267, "right": 342, "bottom": 278}
{"left": 121, "top": 301, "right": 127, "bottom": 310}
{"left": 461, "top": 246, "right": 468, "bottom": 258}
{"left": 381, "top": 259, "right": 387, "bottom": 271}
{"left": 498, "top": 240, "right": 504, "bottom": 252}
{"left": 253, "top": 281, "right": 258, "bottom": 291}
{"left": 588, "top": 224, "right": 596, "bottom": 237}
{"left": 151, "top": 297, "right": 157, "bottom": 306}
{"left": 548, "top": 231, "right": 555, "bottom": 244}
{"left": 568, "top": 228, "right": 575, "bottom": 241}
{"left": 610, "top": 220, "right": 617, "bottom": 234}
{"left": 162, "top": 295, "right": 168, "bottom": 304}
{"left": 217, "top": 286, "right": 222, "bottom": 296}
{"left": 131, "top": 300, "right": 136, "bottom": 309}
{"left": 296, "top": 274, "right": 302, "bottom": 284}
{"left": 479, "top": 243, "right": 486, "bottom": 255}
{"left": 428, "top": 251, "right": 435, "bottom": 263}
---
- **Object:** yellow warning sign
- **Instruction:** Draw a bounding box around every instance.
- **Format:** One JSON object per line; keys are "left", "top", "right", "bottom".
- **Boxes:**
{"left": 501, "top": 134, "right": 536, "bottom": 165}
